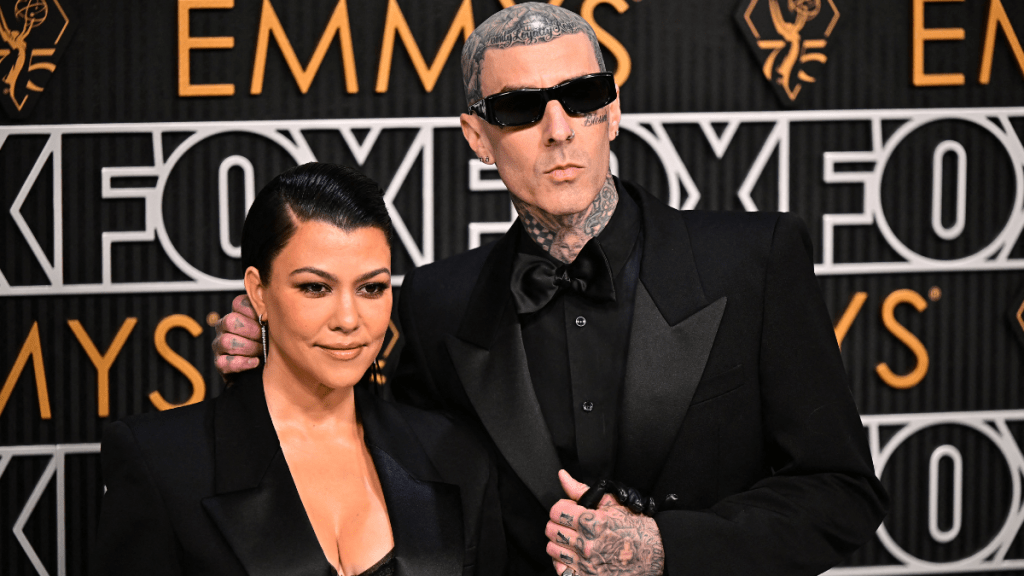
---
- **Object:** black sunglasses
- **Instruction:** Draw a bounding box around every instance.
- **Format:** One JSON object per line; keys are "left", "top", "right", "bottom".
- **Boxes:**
{"left": 469, "top": 72, "right": 617, "bottom": 127}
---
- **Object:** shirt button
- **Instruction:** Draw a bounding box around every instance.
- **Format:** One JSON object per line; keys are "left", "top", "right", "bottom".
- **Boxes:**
{"left": 575, "top": 316, "right": 587, "bottom": 327}
{"left": 582, "top": 401, "right": 594, "bottom": 412}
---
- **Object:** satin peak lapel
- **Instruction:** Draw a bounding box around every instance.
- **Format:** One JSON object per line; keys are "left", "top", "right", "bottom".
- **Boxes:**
{"left": 202, "top": 450, "right": 331, "bottom": 576}
{"left": 616, "top": 285, "right": 727, "bottom": 490}
{"left": 201, "top": 373, "right": 330, "bottom": 576}
{"left": 370, "top": 446, "right": 463, "bottom": 576}
{"left": 445, "top": 318, "right": 563, "bottom": 508}
{"left": 358, "top": 390, "right": 463, "bottom": 576}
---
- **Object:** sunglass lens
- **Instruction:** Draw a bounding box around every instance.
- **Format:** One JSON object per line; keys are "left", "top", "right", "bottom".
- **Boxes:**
{"left": 561, "top": 75, "right": 615, "bottom": 114}
{"left": 489, "top": 91, "right": 547, "bottom": 126}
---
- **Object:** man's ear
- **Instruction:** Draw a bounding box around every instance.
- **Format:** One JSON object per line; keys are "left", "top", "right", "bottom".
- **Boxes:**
{"left": 461, "top": 112, "right": 495, "bottom": 163}
{"left": 243, "top": 267, "right": 267, "bottom": 321}
{"left": 608, "top": 84, "right": 622, "bottom": 142}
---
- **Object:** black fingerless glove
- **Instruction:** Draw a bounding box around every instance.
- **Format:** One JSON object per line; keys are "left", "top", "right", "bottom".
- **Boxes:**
{"left": 578, "top": 479, "right": 681, "bottom": 516}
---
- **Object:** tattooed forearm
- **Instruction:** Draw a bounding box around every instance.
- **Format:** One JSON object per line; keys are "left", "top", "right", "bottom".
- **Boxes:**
{"left": 512, "top": 173, "right": 619, "bottom": 263}
{"left": 461, "top": 4, "right": 606, "bottom": 105}
{"left": 583, "top": 112, "right": 608, "bottom": 127}
{"left": 576, "top": 508, "right": 665, "bottom": 576}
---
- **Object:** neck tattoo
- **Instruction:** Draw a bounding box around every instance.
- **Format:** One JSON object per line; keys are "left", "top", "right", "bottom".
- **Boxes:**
{"left": 512, "top": 173, "right": 619, "bottom": 264}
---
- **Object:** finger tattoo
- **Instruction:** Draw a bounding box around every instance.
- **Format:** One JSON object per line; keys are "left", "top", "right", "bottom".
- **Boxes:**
{"left": 560, "top": 552, "right": 574, "bottom": 565}
{"left": 559, "top": 512, "right": 573, "bottom": 526}
{"left": 556, "top": 531, "right": 570, "bottom": 545}
{"left": 561, "top": 568, "right": 575, "bottom": 576}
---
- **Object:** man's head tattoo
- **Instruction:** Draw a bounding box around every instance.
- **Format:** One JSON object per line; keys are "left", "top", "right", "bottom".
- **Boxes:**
{"left": 460, "top": 3, "right": 606, "bottom": 106}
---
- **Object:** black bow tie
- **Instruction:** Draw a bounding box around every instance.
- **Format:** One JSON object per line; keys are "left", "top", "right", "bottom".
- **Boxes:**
{"left": 510, "top": 239, "right": 616, "bottom": 314}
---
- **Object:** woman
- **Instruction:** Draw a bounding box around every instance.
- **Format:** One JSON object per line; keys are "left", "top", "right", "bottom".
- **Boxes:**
{"left": 92, "top": 163, "right": 505, "bottom": 576}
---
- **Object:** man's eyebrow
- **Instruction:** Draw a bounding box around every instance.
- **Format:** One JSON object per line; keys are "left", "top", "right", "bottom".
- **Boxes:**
{"left": 290, "top": 267, "right": 338, "bottom": 283}
{"left": 495, "top": 82, "right": 534, "bottom": 93}
{"left": 494, "top": 74, "right": 586, "bottom": 95}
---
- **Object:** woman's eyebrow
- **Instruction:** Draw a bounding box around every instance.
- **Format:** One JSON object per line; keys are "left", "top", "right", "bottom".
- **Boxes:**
{"left": 355, "top": 268, "right": 391, "bottom": 283}
{"left": 290, "top": 267, "right": 390, "bottom": 283}
{"left": 289, "top": 267, "right": 337, "bottom": 283}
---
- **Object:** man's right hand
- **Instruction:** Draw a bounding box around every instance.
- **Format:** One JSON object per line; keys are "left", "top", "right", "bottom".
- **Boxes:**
{"left": 213, "top": 294, "right": 263, "bottom": 377}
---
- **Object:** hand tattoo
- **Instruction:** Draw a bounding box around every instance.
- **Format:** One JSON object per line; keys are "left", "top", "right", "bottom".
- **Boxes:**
{"left": 560, "top": 512, "right": 575, "bottom": 526}
{"left": 512, "top": 173, "right": 619, "bottom": 264}
{"left": 557, "top": 531, "right": 571, "bottom": 545}
{"left": 461, "top": 4, "right": 606, "bottom": 105}
{"left": 574, "top": 508, "right": 665, "bottom": 576}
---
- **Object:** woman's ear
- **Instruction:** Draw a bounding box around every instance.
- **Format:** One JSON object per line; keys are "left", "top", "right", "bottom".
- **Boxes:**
{"left": 243, "top": 267, "right": 267, "bottom": 320}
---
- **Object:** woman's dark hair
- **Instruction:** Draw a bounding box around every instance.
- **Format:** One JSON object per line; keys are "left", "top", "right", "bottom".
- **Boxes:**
{"left": 241, "top": 162, "right": 393, "bottom": 281}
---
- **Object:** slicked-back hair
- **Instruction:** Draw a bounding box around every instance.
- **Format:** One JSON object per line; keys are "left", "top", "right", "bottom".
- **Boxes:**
{"left": 241, "top": 162, "right": 393, "bottom": 283}
{"left": 461, "top": 3, "right": 606, "bottom": 106}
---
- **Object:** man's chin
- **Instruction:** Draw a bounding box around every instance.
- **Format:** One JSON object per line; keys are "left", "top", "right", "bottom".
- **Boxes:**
{"left": 532, "top": 188, "right": 601, "bottom": 218}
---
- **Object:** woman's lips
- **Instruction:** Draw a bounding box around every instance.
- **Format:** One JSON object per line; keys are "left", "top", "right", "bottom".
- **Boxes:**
{"left": 317, "top": 344, "right": 364, "bottom": 360}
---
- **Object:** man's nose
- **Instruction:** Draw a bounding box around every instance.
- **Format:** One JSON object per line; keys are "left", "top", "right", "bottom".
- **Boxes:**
{"left": 541, "top": 99, "right": 574, "bottom": 145}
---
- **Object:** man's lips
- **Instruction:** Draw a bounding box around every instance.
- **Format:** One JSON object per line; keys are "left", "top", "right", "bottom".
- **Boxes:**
{"left": 546, "top": 164, "right": 584, "bottom": 181}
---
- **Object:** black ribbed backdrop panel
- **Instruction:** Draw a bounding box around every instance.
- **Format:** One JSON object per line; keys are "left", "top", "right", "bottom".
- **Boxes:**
{"left": 2, "top": 0, "right": 1024, "bottom": 574}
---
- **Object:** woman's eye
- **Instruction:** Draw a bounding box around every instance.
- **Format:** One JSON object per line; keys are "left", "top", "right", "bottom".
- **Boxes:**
{"left": 360, "top": 282, "right": 390, "bottom": 298}
{"left": 299, "top": 283, "right": 330, "bottom": 296}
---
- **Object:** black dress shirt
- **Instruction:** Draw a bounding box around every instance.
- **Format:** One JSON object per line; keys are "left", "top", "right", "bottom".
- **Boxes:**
{"left": 517, "top": 184, "right": 642, "bottom": 483}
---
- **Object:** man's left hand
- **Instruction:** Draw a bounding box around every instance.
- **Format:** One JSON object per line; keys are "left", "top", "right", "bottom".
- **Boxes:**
{"left": 545, "top": 470, "right": 665, "bottom": 576}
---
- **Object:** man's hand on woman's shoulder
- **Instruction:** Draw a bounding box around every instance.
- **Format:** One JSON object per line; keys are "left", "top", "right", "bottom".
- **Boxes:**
{"left": 212, "top": 294, "right": 263, "bottom": 376}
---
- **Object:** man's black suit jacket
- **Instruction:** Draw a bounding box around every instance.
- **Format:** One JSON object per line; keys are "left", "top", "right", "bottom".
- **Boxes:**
{"left": 393, "top": 181, "right": 888, "bottom": 576}
{"left": 91, "top": 370, "right": 506, "bottom": 576}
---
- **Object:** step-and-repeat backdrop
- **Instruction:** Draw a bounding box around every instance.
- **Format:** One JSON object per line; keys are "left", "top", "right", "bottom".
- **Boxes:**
{"left": 2, "top": 0, "right": 1023, "bottom": 574}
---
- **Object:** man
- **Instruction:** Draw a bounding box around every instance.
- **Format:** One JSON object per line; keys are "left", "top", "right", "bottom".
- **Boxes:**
{"left": 215, "top": 4, "right": 887, "bottom": 575}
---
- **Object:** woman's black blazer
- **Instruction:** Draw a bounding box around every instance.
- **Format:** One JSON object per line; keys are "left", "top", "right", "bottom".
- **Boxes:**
{"left": 91, "top": 370, "right": 505, "bottom": 576}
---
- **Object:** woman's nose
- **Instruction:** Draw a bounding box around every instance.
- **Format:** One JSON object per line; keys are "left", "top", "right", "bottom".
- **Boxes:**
{"left": 330, "top": 293, "right": 360, "bottom": 333}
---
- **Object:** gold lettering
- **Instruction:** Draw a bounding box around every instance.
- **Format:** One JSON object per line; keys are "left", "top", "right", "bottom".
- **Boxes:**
{"left": 68, "top": 318, "right": 137, "bottom": 418}
{"left": 979, "top": 0, "right": 1024, "bottom": 84}
{"left": 177, "top": 0, "right": 236, "bottom": 97}
{"left": 375, "top": 0, "right": 474, "bottom": 93}
{"left": 833, "top": 291, "right": 868, "bottom": 350}
{"left": 0, "top": 322, "right": 51, "bottom": 420}
{"left": 581, "top": 0, "right": 632, "bottom": 86}
{"left": 912, "top": 0, "right": 966, "bottom": 87}
{"left": 876, "top": 289, "right": 930, "bottom": 390}
{"left": 150, "top": 315, "right": 207, "bottom": 411}
{"left": 250, "top": 0, "right": 358, "bottom": 95}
